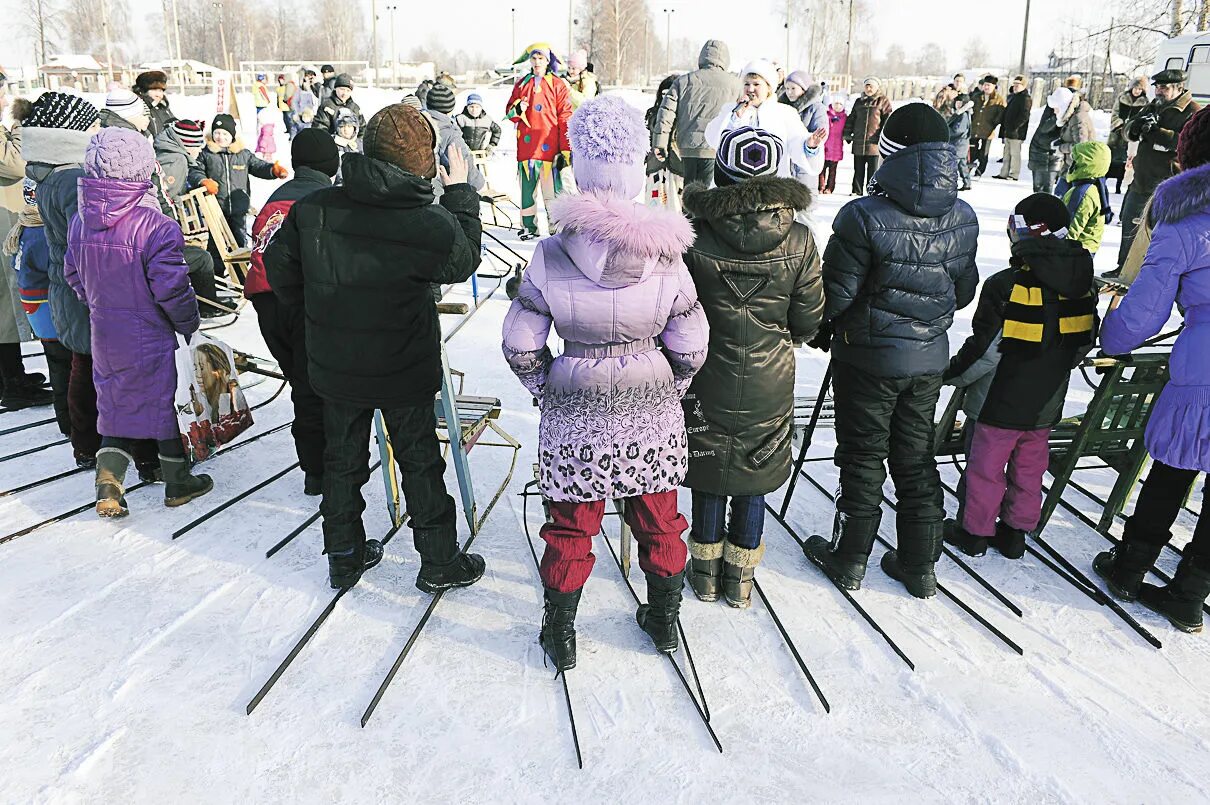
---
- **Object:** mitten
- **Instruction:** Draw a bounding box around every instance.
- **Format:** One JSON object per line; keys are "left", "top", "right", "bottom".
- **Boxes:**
{"left": 201, "top": 178, "right": 219, "bottom": 195}
{"left": 272, "top": 162, "right": 289, "bottom": 179}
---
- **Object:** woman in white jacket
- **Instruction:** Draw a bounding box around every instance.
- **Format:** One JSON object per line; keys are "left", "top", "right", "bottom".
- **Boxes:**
{"left": 704, "top": 60, "right": 826, "bottom": 182}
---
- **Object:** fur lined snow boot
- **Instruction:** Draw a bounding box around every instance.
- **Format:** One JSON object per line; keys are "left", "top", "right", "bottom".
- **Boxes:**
{"left": 722, "top": 541, "right": 765, "bottom": 609}
{"left": 94, "top": 447, "right": 132, "bottom": 518}
{"left": 687, "top": 539, "right": 723, "bottom": 602}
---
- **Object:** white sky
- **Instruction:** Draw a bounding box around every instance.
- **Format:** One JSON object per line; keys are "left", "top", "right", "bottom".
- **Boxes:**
{"left": 0, "top": 0, "right": 1104, "bottom": 74}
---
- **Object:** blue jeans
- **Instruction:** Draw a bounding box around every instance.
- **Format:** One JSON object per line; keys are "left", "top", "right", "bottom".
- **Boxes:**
{"left": 691, "top": 491, "right": 766, "bottom": 549}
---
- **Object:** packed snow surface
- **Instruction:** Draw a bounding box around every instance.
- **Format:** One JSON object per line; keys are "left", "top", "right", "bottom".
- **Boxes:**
{"left": 0, "top": 88, "right": 1206, "bottom": 803}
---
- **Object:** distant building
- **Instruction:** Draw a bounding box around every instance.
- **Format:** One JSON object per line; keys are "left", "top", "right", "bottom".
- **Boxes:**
{"left": 39, "top": 54, "right": 127, "bottom": 92}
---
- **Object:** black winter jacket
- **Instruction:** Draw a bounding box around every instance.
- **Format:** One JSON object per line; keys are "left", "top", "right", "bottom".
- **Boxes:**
{"left": 263, "top": 154, "right": 482, "bottom": 408}
{"left": 312, "top": 95, "right": 365, "bottom": 135}
{"left": 30, "top": 164, "right": 91, "bottom": 354}
{"left": 681, "top": 176, "right": 824, "bottom": 496}
{"left": 945, "top": 237, "right": 1097, "bottom": 430}
{"left": 455, "top": 107, "right": 502, "bottom": 151}
{"left": 822, "top": 142, "right": 979, "bottom": 378}
{"left": 1000, "top": 89, "right": 1031, "bottom": 141}
{"left": 1028, "top": 107, "right": 1062, "bottom": 173}
{"left": 1128, "top": 90, "right": 1201, "bottom": 196}
{"left": 189, "top": 138, "right": 277, "bottom": 218}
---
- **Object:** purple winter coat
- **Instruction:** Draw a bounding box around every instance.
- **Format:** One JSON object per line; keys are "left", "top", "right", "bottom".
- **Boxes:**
{"left": 502, "top": 192, "right": 710, "bottom": 502}
{"left": 1101, "top": 161, "right": 1210, "bottom": 473}
{"left": 65, "top": 176, "right": 200, "bottom": 440}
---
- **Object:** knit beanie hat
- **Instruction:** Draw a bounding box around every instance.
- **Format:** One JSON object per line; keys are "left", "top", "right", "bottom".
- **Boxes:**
{"left": 568, "top": 49, "right": 588, "bottom": 72}
{"left": 785, "top": 70, "right": 813, "bottom": 92}
{"left": 862, "top": 76, "right": 882, "bottom": 92}
{"left": 171, "top": 119, "right": 205, "bottom": 149}
{"left": 878, "top": 103, "right": 949, "bottom": 159}
{"left": 211, "top": 113, "right": 237, "bottom": 140}
{"left": 740, "top": 60, "right": 779, "bottom": 92}
{"left": 334, "top": 73, "right": 354, "bottom": 90}
{"left": 135, "top": 70, "right": 168, "bottom": 92}
{"left": 714, "top": 126, "right": 784, "bottom": 187}
{"left": 26, "top": 92, "right": 99, "bottom": 130}
{"left": 466, "top": 93, "right": 484, "bottom": 106}
{"left": 568, "top": 94, "right": 647, "bottom": 198}
{"left": 105, "top": 88, "right": 148, "bottom": 124}
{"left": 426, "top": 83, "right": 456, "bottom": 114}
{"left": 85, "top": 127, "right": 157, "bottom": 182}
{"left": 1177, "top": 105, "right": 1210, "bottom": 170}
{"left": 1009, "top": 192, "right": 1070, "bottom": 241}
{"left": 291, "top": 128, "right": 340, "bottom": 177}
{"left": 400, "top": 94, "right": 423, "bottom": 111}
{"left": 1047, "top": 87, "right": 1073, "bottom": 113}
{"left": 363, "top": 103, "right": 437, "bottom": 179}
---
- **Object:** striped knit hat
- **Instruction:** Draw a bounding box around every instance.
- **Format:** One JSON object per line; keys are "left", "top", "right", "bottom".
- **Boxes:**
{"left": 715, "top": 126, "right": 783, "bottom": 186}
{"left": 172, "top": 119, "right": 205, "bottom": 149}
{"left": 26, "top": 92, "right": 99, "bottom": 131}
{"left": 105, "top": 88, "right": 148, "bottom": 123}
{"left": 877, "top": 102, "right": 949, "bottom": 159}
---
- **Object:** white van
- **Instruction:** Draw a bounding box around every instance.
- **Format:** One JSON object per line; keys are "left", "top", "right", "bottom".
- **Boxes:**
{"left": 1153, "top": 32, "right": 1210, "bottom": 103}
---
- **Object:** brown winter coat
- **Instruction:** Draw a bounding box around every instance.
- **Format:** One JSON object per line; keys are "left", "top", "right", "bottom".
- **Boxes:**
{"left": 970, "top": 89, "right": 1006, "bottom": 139}
{"left": 843, "top": 92, "right": 893, "bottom": 157}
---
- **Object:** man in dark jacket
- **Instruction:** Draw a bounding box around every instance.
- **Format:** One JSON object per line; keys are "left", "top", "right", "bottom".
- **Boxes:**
{"left": 996, "top": 75, "right": 1031, "bottom": 181}
{"left": 312, "top": 73, "right": 365, "bottom": 134}
{"left": 1112, "top": 68, "right": 1202, "bottom": 276}
{"left": 969, "top": 75, "right": 1006, "bottom": 177}
{"left": 652, "top": 39, "right": 742, "bottom": 186}
{"left": 805, "top": 104, "right": 979, "bottom": 599}
{"left": 248, "top": 130, "right": 339, "bottom": 497}
{"left": 265, "top": 104, "right": 486, "bottom": 592}
{"left": 317, "top": 65, "right": 337, "bottom": 105}
{"left": 944, "top": 194, "right": 1097, "bottom": 557}
{"left": 842, "top": 77, "right": 893, "bottom": 195}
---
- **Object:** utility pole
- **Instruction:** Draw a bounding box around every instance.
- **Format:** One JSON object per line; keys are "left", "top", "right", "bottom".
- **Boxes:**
{"left": 568, "top": 0, "right": 574, "bottom": 59}
{"left": 642, "top": 17, "right": 648, "bottom": 85}
{"left": 388, "top": 5, "right": 398, "bottom": 87}
{"left": 784, "top": 0, "right": 791, "bottom": 74}
{"left": 370, "top": 0, "right": 378, "bottom": 87}
{"left": 511, "top": 8, "right": 517, "bottom": 61}
{"left": 845, "top": 0, "right": 854, "bottom": 93}
{"left": 664, "top": 7, "right": 674, "bottom": 75}
{"left": 214, "top": 2, "right": 231, "bottom": 73}
{"left": 1019, "top": 0, "right": 1031, "bottom": 75}
{"left": 101, "top": 0, "right": 114, "bottom": 81}
{"left": 172, "top": 0, "right": 184, "bottom": 93}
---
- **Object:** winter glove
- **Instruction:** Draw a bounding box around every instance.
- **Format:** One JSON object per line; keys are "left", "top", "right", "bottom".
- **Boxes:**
{"left": 271, "top": 162, "right": 289, "bottom": 179}
{"left": 806, "top": 322, "right": 833, "bottom": 353}
{"left": 201, "top": 178, "right": 219, "bottom": 195}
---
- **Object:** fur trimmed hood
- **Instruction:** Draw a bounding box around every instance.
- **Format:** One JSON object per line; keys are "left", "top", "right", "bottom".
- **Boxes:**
{"left": 681, "top": 175, "right": 812, "bottom": 220}
{"left": 206, "top": 136, "right": 248, "bottom": 154}
{"left": 549, "top": 191, "right": 694, "bottom": 288}
{"left": 1151, "top": 161, "right": 1210, "bottom": 225}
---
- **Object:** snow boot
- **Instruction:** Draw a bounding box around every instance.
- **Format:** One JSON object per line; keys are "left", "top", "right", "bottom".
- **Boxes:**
{"left": 722, "top": 541, "right": 764, "bottom": 609}
{"left": 303, "top": 472, "right": 323, "bottom": 497}
{"left": 328, "top": 538, "right": 385, "bottom": 590}
{"left": 803, "top": 513, "right": 881, "bottom": 590}
{"left": 136, "top": 460, "right": 163, "bottom": 484}
{"left": 0, "top": 375, "right": 53, "bottom": 410}
{"left": 686, "top": 538, "right": 723, "bottom": 602}
{"left": 1137, "top": 557, "right": 1210, "bottom": 633}
{"left": 943, "top": 518, "right": 987, "bottom": 557}
{"left": 94, "top": 447, "right": 132, "bottom": 518}
{"left": 881, "top": 520, "right": 944, "bottom": 599}
{"left": 75, "top": 452, "right": 97, "bottom": 470}
{"left": 636, "top": 570, "right": 684, "bottom": 653}
{"left": 988, "top": 521, "right": 1027, "bottom": 559}
{"left": 414, "top": 526, "right": 485, "bottom": 594}
{"left": 1092, "top": 526, "right": 1166, "bottom": 601}
{"left": 160, "top": 454, "right": 214, "bottom": 507}
{"left": 539, "top": 586, "right": 582, "bottom": 672}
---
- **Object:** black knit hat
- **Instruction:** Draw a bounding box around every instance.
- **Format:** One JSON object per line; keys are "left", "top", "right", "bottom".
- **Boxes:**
{"left": 425, "top": 83, "right": 456, "bottom": 114}
{"left": 291, "top": 128, "right": 340, "bottom": 177}
{"left": 877, "top": 103, "right": 949, "bottom": 158}
{"left": 714, "top": 126, "right": 783, "bottom": 186}
{"left": 26, "top": 91, "right": 99, "bottom": 131}
{"left": 321, "top": 64, "right": 335, "bottom": 73}
{"left": 210, "top": 113, "right": 237, "bottom": 140}
{"left": 1014, "top": 192, "right": 1071, "bottom": 233}
{"left": 334, "top": 73, "right": 354, "bottom": 89}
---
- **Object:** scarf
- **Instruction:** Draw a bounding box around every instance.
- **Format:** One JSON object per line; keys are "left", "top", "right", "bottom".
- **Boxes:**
{"left": 1001, "top": 265, "right": 1096, "bottom": 354}
{"left": 3, "top": 205, "right": 43, "bottom": 256}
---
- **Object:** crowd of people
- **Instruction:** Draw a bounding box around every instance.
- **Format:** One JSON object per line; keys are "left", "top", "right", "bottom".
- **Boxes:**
{"left": 0, "top": 38, "right": 1206, "bottom": 674}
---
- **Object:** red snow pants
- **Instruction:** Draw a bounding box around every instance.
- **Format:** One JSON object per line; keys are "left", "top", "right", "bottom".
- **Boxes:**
{"left": 539, "top": 490, "right": 689, "bottom": 593}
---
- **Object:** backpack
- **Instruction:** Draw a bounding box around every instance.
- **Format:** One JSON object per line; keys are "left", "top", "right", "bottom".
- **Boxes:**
{"left": 1060, "top": 176, "right": 1115, "bottom": 225}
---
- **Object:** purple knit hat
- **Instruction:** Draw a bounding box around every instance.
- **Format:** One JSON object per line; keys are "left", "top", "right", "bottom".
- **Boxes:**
{"left": 568, "top": 94, "right": 647, "bottom": 199}
{"left": 85, "top": 127, "right": 156, "bottom": 182}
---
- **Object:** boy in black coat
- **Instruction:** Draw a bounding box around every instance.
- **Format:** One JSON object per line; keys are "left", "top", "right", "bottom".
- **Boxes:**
{"left": 265, "top": 104, "right": 486, "bottom": 592}
{"left": 805, "top": 104, "right": 979, "bottom": 599}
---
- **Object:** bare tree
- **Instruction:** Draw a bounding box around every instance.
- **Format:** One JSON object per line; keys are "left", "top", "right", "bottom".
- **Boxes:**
{"left": 914, "top": 42, "right": 948, "bottom": 75}
{"left": 66, "top": 0, "right": 130, "bottom": 60}
{"left": 24, "top": 0, "right": 62, "bottom": 66}
{"left": 579, "top": 0, "right": 651, "bottom": 85}
{"left": 787, "top": 0, "right": 866, "bottom": 77}
{"left": 961, "top": 38, "right": 991, "bottom": 69}
{"left": 1172, "top": 0, "right": 1185, "bottom": 34}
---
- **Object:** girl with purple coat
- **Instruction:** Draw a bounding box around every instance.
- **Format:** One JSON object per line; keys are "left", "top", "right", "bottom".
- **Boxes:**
{"left": 64, "top": 127, "right": 214, "bottom": 517}
{"left": 1094, "top": 107, "right": 1210, "bottom": 632}
{"left": 502, "top": 94, "right": 709, "bottom": 671}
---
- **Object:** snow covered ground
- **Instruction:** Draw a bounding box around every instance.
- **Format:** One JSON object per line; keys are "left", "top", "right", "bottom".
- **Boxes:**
{"left": 1, "top": 88, "right": 1207, "bottom": 803}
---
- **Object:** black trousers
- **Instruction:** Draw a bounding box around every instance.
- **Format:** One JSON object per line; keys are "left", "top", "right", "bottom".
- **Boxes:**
{"left": 250, "top": 293, "right": 325, "bottom": 475}
{"left": 41, "top": 340, "right": 73, "bottom": 437}
{"left": 183, "top": 244, "right": 218, "bottom": 307}
{"left": 320, "top": 399, "right": 456, "bottom": 558}
{"left": 101, "top": 435, "right": 184, "bottom": 459}
{"left": 1125, "top": 462, "right": 1210, "bottom": 571}
{"left": 832, "top": 360, "right": 944, "bottom": 526}
{"left": 681, "top": 156, "right": 713, "bottom": 187}
{"left": 969, "top": 137, "right": 992, "bottom": 175}
{"left": 851, "top": 155, "right": 879, "bottom": 195}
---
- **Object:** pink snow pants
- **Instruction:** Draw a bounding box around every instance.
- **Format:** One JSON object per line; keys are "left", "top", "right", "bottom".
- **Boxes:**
{"left": 962, "top": 422, "right": 1051, "bottom": 537}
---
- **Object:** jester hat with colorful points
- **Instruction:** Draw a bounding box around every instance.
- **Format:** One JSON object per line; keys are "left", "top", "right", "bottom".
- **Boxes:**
{"left": 513, "top": 42, "right": 561, "bottom": 74}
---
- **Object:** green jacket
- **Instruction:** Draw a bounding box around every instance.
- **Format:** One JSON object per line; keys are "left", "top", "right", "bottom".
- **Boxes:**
{"left": 1063, "top": 141, "right": 1111, "bottom": 254}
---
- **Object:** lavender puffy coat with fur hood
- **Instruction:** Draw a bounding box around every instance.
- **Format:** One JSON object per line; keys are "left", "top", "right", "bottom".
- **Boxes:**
{"left": 1101, "top": 161, "right": 1210, "bottom": 473}
{"left": 502, "top": 194, "right": 710, "bottom": 502}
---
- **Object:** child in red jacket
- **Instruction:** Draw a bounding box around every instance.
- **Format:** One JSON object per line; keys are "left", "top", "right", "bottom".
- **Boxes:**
{"left": 505, "top": 42, "right": 572, "bottom": 238}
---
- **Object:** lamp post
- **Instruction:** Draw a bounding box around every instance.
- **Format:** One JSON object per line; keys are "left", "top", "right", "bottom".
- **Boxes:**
{"left": 101, "top": 0, "right": 114, "bottom": 80}
{"left": 388, "top": 5, "right": 398, "bottom": 87}
{"left": 663, "top": 7, "right": 675, "bottom": 75}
